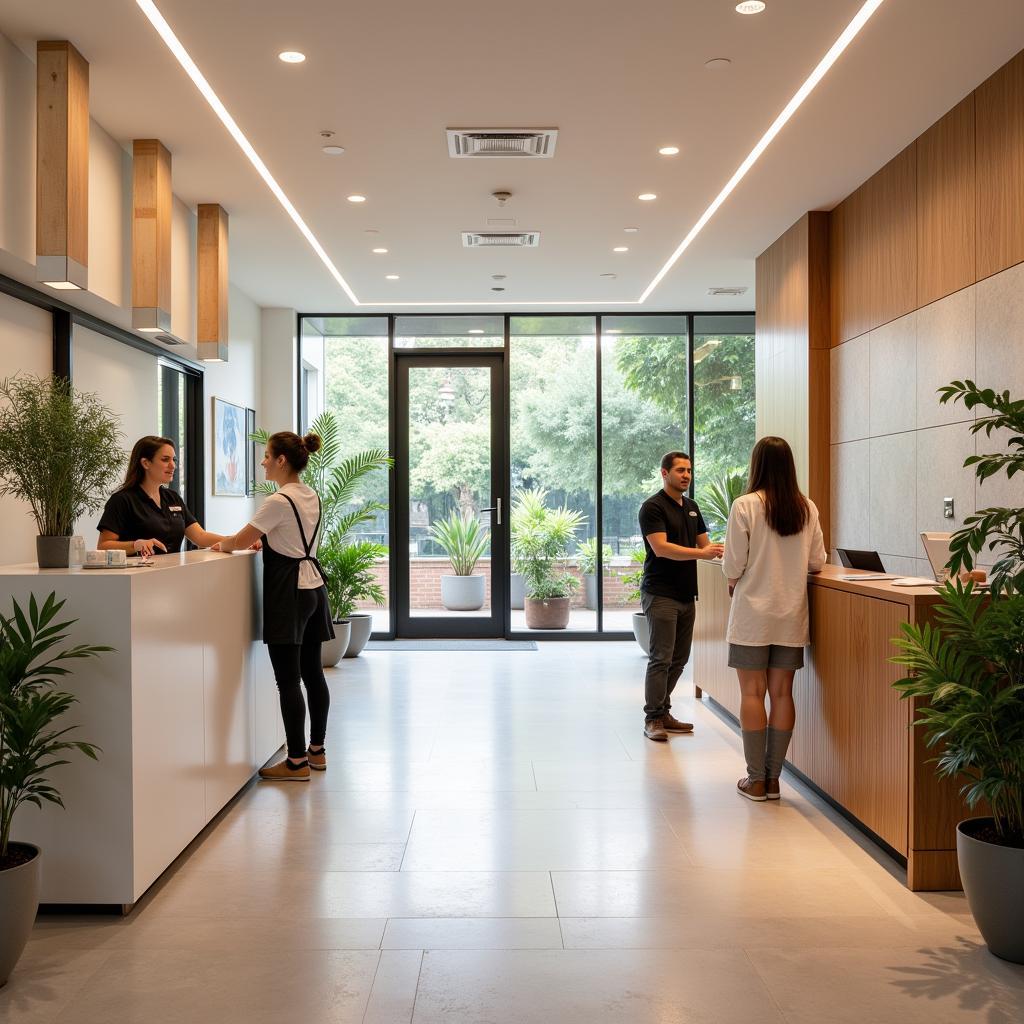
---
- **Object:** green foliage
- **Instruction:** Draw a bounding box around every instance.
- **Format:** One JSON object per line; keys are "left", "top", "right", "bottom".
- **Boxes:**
{"left": 0, "top": 593, "right": 110, "bottom": 859}
{"left": 252, "top": 411, "right": 392, "bottom": 545}
{"left": 411, "top": 419, "right": 491, "bottom": 517}
{"left": 937, "top": 380, "right": 1024, "bottom": 597}
{"left": 576, "top": 537, "right": 613, "bottom": 577}
{"left": 429, "top": 511, "right": 489, "bottom": 576}
{"left": 620, "top": 548, "right": 647, "bottom": 603}
{"left": 510, "top": 488, "right": 586, "bottom": 599}
{"left": 891, "top": 583, "right": 1024, "bottom": 842}
{"left": 317, "top": 540, "right": 387, "bottom": 621}
{"left": 0, "top": 374, "right": 125, "bottom": 537}
{"left": 697, "top": 471, "right": 748, "bottom": 541}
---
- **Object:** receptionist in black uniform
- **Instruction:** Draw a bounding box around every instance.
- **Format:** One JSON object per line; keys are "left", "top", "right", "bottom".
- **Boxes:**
{"left": 98, "top": 435, "right": 226, "bottom": 556}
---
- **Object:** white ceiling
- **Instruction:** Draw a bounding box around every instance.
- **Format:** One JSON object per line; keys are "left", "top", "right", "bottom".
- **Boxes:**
{"left": 1, "top": 0, "right": 1023, "bottom": 315}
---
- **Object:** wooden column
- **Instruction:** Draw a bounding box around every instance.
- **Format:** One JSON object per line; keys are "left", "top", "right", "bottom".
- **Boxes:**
{"left": 36, "top": 41, "right": 89, "bottom": 290}
{"left": 132, "top": 140, "right": 173, "bottom": 332}
{"left": 197, "top": 204, "right": 229, "bottom": 361}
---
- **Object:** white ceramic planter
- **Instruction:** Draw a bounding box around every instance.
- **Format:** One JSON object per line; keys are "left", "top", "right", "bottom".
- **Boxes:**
{"left": 344, "top": 613, "right": 374, "bottom": 657}
{"left": 321, "top": 620, "right": 352, "bottom": 667}
{"left": 632, "top": 611, "right": 650, "bottom": 655}
{"left": 440, "top": 574, "right": 486, "bottom": 611}
{"left": 0, "top": 843, "right": 41, "bottom": 987}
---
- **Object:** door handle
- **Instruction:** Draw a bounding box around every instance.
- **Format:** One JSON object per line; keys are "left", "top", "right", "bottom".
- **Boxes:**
{"left": 479, "top": 498, "right": 502, "bottom": 526}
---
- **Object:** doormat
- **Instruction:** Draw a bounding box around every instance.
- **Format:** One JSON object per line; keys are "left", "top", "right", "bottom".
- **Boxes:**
{"left": 364, "top": 640, "right": 538, "bottom": 651}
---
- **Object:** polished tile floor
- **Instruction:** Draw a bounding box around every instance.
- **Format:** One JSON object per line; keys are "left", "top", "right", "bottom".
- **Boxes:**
{"left": 5, "top": 643, "right": 1024, "bottom": 1023}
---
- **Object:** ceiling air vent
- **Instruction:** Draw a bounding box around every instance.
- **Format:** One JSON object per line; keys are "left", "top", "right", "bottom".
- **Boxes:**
{"left": 707, "top": 286, "right": 748, "bottom": 297}
{"left": 154, "top": 333, "right": 185, "bottom": 345}
{"left": 447, "top": 128, "right": 558, "bottom": 158}
{"left": 462, "top": 231, "right": 540, "bottom": 248}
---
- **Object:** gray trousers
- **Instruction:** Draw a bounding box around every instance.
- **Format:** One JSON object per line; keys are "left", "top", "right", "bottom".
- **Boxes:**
{"left": 642, "top": 592, "right": 696, "bottom": 720}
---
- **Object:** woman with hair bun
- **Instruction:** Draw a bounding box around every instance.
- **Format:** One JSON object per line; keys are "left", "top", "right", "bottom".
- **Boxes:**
{"left": 98, "top": 435, "right": 226, "bottom": 557}
{"left": 215, "top": 430, "right": 335, "bottom": 781}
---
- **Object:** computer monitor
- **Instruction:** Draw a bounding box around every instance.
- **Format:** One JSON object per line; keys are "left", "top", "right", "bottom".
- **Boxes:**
{"left": 921, "top": 532, "right": 953, "bottom": 582}
{"left": 835, "top": 548, "right": 886, "bottom": 572}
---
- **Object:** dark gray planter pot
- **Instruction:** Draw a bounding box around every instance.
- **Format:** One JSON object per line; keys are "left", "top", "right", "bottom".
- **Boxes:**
{"left": 441, "top": 574, "right": 485, "bottom": 611}
{"left": 957, "top": 817, "right": 1024, "bottom": 963}
{"left": 344, "top": 613, "right": 373, "bottom": 658}
{"left": 322, "top": 620, "right": 352, "bottom": 667}
{"left": 36, "top": 536, "right": 71, "bottom": 569}
{"left": 510, "top": 574, "right": 525, "bottom": 610}
{"left": 632, "top": 611, "right": 650, "bottom": 656}
{"left": 0, "top": 842, "right": 41, "bottom": 987}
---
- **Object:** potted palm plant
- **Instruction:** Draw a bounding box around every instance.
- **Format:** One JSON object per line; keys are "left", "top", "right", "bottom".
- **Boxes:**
{"left": 317, "top": 539, "right": 387, "bottom": 665}
{"left": 253, "top": 412, "right": 392, "bottom": 660}
{"left": 511, "top": 494, "right": 586, "bottom": 629}
{"left": 0, "top": 375, "right": 124, "bottom": 568}
{"left": 1, "top": 592, "right": 108, "bottom": 986}
{"left": 430, "top": 510, "right": 489, "bottom": 611}
{"left": 620, "top": 548, "right": 649, "bottom": 654}
{"left": 696, "top": 470, "right": 747, "bottom": 541}
{"left": 892, "top": 379, "right": 1024, "bottom": 963}
{"left": 576, "top": 537, "right": 614, "bottom": 610}
{"left": 510, "top": 488, "right": 547, "bottom": 610}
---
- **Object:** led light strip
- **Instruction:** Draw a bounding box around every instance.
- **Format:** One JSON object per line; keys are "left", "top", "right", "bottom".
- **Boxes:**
{"left": 639, "top": 0, "right": 886, "bottom": 303}
{"left": 135, "top": 0, "right": 359, "bottom": 305}
{"left": 139, "top": 0, "right": 884, "bottom": 308}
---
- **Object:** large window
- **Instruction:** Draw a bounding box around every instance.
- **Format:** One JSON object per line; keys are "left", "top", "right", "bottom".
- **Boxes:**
{"left": 158, "top": 360, "right": 188, "bottom": 499}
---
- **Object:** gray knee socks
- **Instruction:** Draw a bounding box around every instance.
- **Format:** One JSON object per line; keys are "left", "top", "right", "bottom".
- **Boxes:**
{"left": 765, "top": 727, "right": 793, "bottom": 780}
{"left": 741, "top": 729, "right": 767, "bottom": 782}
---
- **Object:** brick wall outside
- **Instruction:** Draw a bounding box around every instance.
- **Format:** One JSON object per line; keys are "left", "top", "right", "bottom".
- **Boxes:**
{"left": 355, "top": 558, "right": 641, "bottom": 610}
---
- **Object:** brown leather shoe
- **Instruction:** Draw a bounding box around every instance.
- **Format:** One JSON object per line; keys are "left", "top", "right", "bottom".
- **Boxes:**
{"left": 765, "top": 777, "right": 780, "bottom": 800}
{"left": 259, "top": 758, "right": 310, "bottom": 782}
{"left": 644, "top": 718, "right": 668, "bottom": 741}
{"left": 737, "top": 776, "right": 767, "bottom": 801}
{"left": 663, "top": 712, "right": 694, "bottom": 734}
{"left": 307, "top": 746, "right": 327, "bottom": 771}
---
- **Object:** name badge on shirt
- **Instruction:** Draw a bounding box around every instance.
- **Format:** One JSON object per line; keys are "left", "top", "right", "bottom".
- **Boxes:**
{"left": 169, "top": 506, "right": 183, "bottom": 512}
{"left": 689, "top": 510, "right": 697, "bottom": 517}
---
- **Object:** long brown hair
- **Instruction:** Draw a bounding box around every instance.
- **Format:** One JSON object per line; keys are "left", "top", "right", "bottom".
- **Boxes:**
{"left": 118, "top": 435, "right": 175, "bottom": 491}
{"left": 745, "top": 436, "right": 808, "bottom": 537}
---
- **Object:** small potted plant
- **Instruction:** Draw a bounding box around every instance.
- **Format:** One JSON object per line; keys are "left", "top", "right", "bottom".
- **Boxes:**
{"left": 0, "top": 375, "right": 124, "bottom": 568}
{"left": 0, "top": 592, "right": 108, "bottom": 986}
{"left": 892, "top": 379, "right": 1024, "bottom": 963}
{"left": 430, "top": 510, "right": 489, "bottom": 611}
{"left": 511, "top": 495, "right": 586, "bottom": 629}
{"left": 576, "top": 537, "right": 614, "bottom": 610}
{"left": 620, "top": 548, "right": 649, "bottom": 654}
{"left": 317, "top": 539, "right": 387, "bottom": 664}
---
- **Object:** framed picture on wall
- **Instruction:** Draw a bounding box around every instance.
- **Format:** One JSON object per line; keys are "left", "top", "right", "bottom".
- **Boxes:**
{"left": 213, "top": 397, "right": 246, "bottom": 496}
{"left": 245, "top": 408, "right": 257, "bottom": 496}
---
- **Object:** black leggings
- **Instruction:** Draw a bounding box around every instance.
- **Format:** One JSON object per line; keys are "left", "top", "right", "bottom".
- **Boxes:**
{"left": 267, "top": 620, "right": 330, "bottom": 759}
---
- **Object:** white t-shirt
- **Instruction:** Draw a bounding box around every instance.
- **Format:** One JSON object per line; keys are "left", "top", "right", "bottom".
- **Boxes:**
{"left": 248, "top": 483, "right": 325, "bottom": 589}
{"left": 721, "top": 492, "right": 826, "bottom": 646}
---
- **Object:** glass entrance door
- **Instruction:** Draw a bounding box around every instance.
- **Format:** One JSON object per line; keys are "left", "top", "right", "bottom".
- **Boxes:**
{"left": 394, "top": 353, "right": 506, "bottom": 638}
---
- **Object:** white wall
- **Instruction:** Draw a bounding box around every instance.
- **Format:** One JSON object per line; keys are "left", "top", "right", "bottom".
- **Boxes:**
{"left": 0, "top": 32, "right": 34, "bottom": 267}
{"left": 88, "top": 119, "right": 131, "bottom": 308}
{"left": 260, "top": 308, "right": 297, "bottom": 438}
{"left": 202, "top": 285, "right": 261, "bottom": 534}
{"left": 171, "top": 196, "right": 196, "bottom": 344}
{"left": 0, "top": 292, "right": 52, "bottom": 565}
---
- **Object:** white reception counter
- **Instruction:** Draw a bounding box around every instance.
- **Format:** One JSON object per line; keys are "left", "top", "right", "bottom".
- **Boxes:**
{"left": 1, "top": 550, "right": 283, "bottom": 909}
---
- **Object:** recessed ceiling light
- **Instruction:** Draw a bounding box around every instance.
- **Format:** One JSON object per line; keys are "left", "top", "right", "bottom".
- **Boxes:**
{"left": 385, "top": 274, "right": 399, "bottom": 280}
{"left": 705, "top": 57, "right": 732, "bottom": 69}
{"left": 347, "top": 194, "right": 366, "bottom": 203}
{"left": 364, "top": 228, "right": 380, "bottom": 234}
{"left": 613, "top": 246, "right": 629, "bottom": 253}
{"left": 468, "top": 329, "right": 484, "bottom": 335}
{"left": 640, "top": 0, "right": 886, "bottom": 303}
{"left": 322, "top": 145, "right": 345, "bottom": 156}
{"left": 638, "top": 193, "right": 657, "bottom": 201}
{"left": 278, "top": 51, "right": 306, "bottom": 63}
{"left": 624, "top": 227, "right": 639, "bottom": 233}
{"left": 372, "top": 247, "right": 388, "bottom": 254}
{"left": 600, "top": 273, "right": 617, "bottom": 279}
{"left": 735, "top": 1, "right": 766, "bottom": 13}
{"left": 491, "top": 274, "right": 507, "bottom": 281}
{"left": 658, "top": 146, "right": 680, "bottom": 156}
{"left": 491, "top": 287, "right": 505, "bottom": 292}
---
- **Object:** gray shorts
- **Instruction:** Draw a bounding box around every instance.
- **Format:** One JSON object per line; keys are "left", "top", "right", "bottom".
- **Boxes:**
{"left": 728, "top": 643, "right": 804, "bottom": 671}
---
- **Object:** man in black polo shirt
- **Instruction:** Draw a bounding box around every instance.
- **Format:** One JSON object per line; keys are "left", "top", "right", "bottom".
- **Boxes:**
{"left": 638, "top": 451, "right": 724, "bottom": 741}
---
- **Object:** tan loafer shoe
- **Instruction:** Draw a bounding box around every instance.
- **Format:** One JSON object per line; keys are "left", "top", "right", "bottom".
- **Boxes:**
{"left": 259, "top": 758, "right": 310, "bottom": 781}
{"left": 644, "top": 718, "right": 668, "bottom": 742}
{"left": 307, "top": 746, "right": 327, "bottom": 771}
{"left": 663, "top": 713, "right": 694, "bottom": 734}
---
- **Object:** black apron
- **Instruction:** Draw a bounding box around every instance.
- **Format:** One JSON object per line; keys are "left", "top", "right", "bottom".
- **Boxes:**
{"left": 261, "top": 492, "right": 335, "bottom": 646}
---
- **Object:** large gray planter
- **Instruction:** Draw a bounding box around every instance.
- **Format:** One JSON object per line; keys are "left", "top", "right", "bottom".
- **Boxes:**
{"left": 957, "top": 817, "right": 1024, "bottom": 963}
{"left": 510, "top": 573, "right": 525, "bottom": 610}
{"left": 584, "top": 575, "right": 598, "bottom": 610}
{"left": 0, "top": 843, "right": 41, "bottom": 987}
{"left": 344, "top": 613, "right": 374, "bottom": 658}
{"left": 632, "top": 611, "right": 650, "bottom": 656}
{"left": 36, "top": 536, "right": 71, "bottom": 569}
{"left": 440, "top": 574, "right": 485, "bottom": 611}
{"left": 321, "top": 620, "right": 352, "bottom": 667}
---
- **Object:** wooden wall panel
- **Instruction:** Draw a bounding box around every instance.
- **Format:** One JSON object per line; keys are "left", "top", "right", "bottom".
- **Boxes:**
{"left": 917, "top": 95, "right": 976, "bottom": 307}
{"left": 976, "top": 49, "right": 1024, "bottom": 280}
{"left": 692, "top": 561, "right": 736, "bottom": 716}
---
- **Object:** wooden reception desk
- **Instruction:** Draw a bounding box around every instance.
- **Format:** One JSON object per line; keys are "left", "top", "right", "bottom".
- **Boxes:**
{"left": 1, "top": 550, "right": 283, "bottom": 909}
{"left": 693, "top": 561, "right": 972, "bottom": 891}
